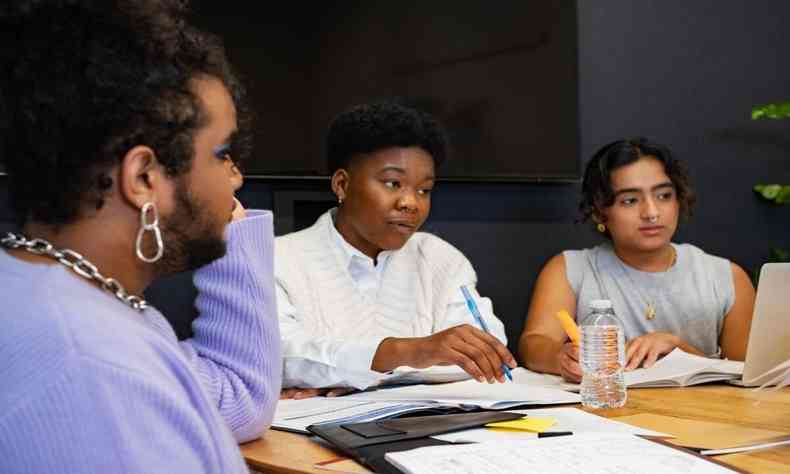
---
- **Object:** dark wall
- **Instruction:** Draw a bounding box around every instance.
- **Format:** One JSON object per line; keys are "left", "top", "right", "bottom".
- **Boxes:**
{"left": 2, "top": 1, "right": 788, "bottom": 352}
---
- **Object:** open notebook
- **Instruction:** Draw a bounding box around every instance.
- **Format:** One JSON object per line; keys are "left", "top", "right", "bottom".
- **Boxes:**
{"left": 558, "top": 349, "right": 743, "bottom": 391}
{"left": 623, "top": 348, "right": 743, "bottom": 388}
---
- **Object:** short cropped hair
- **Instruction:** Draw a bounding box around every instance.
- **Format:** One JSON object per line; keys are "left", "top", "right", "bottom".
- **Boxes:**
{"left": 326, "top": 100, "right": 448, "bottom": 174}
{"left": 0, "top": 0, "right": 250, "bottom": 226}
{"left": 579, "top": 138, "right": 695, "bottom": 228}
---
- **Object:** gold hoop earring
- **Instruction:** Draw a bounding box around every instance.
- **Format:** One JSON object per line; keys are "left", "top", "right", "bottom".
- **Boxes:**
{"left": 596, "top": 223, "right": 606, "bottom": 233}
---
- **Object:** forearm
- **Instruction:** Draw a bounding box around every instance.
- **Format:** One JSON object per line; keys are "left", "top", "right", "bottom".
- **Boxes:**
{"left": 371, "top": 337, "right": 421, "bottom": 372}
{"left": 184, "top": 211, "right": 282, "bottom": 442}
{"left": 673, "top": 336, "right": 706, "bottom": 357}
{"left": 520, "top": 333, "right": 564, "bottom": 375}
{"left": 720, "top": 338, "right": 748, "bottom": 361}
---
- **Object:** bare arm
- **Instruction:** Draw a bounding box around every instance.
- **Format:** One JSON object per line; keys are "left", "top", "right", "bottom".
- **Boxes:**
{"left": 518, "top": 254, "right": 579, "bottom": 378}
{"left": 719, "top": 262, "right": 756, "bottom": 360}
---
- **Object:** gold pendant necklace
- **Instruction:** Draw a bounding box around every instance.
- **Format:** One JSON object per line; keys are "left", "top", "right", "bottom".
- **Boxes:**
{"left": 618, "top": 245, "right": 676, "bottom": 321}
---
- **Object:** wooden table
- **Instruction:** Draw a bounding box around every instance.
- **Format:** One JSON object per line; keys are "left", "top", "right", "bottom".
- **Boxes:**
{"left": 241, "top": 385, "right": 790, "bottom": 473}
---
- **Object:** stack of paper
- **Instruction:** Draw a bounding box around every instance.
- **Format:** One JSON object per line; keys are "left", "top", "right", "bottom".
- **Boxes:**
{"left": 342, "top": 377, "right": 580, "bottom": 409}
{"left": 379, "top": 365, "right": 471, "bottom": 386}
{"left": 272, "top": 398, "right": 450, "bottom": 434}
{"left": 385, "top": 433, "right": 738, "bottom": 474}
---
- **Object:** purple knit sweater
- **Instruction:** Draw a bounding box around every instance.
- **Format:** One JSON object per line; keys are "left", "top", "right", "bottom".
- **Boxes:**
{"left": 0, "top": 210, "right": 281, "bottom": 473}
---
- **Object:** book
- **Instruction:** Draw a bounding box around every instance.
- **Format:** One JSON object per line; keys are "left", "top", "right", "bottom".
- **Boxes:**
{"left": 623, "top": 348, "right": 743, "bottom": 388}
{"left": 553, "top": 349, "right": 744, "bottom": 392}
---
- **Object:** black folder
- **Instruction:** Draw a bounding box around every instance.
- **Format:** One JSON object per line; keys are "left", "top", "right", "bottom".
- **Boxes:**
{"left": 307, "top": 411, "right": 524, "bottom": 474}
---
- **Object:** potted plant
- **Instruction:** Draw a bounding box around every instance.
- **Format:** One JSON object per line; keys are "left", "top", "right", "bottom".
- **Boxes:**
{"left": 750, "top": 102, "right": 790, "bottom": 275}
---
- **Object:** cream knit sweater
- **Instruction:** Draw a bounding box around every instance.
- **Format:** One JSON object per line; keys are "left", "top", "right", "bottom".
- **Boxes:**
{"left": 275, "top": 209, "right": 506, "bottom": 389}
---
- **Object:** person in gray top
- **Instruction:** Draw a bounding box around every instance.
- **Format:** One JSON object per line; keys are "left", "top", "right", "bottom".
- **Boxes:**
{"left": 519, "top": 138, "right": 755, "bottom": 383}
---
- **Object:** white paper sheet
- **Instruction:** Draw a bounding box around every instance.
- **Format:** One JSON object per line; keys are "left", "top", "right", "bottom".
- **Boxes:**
{"left": 380, "top": 365, "right": 472, "bottom": 385}
{"left": 385, "top": 434, "right": 736, "bottom": 474}
{"left": 342, "top": 378, "right": 580, "bottom": 408}
{"left": 431, "top": 407, "right": 670, "bottom": 443}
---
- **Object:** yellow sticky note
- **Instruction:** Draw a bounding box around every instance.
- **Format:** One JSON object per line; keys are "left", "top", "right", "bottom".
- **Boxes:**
{"left": 485, "top": 416, "right": 557, "bottom": 432}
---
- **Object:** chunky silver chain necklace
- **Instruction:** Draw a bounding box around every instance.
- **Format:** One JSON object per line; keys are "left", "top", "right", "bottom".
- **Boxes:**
{"left": 1, "top": 232, "right": 149, "bottom": 311}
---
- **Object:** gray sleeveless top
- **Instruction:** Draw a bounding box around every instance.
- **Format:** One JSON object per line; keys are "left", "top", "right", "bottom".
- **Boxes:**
{"left": 564, "top": 243, "right": 735, "bottom": 357}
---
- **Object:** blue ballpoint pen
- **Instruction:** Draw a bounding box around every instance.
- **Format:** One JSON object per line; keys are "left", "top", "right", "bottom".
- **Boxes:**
{"left": 460, "top": 285, "right": 513, "bottom": 382}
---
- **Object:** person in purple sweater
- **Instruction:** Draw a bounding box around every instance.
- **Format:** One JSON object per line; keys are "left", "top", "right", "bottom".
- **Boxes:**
{"left": 0, "top": 1, "right": 280, "bottom": 473}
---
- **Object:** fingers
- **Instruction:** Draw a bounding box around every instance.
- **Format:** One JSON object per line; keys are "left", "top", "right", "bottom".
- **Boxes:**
{"left": 326, "top": 387, "right": 355, "bottom": 398}
{"left": 447, "top": 348, "right": 488, "bottom": 383}
{"left": 454, "top": 325, "right": 515, "bottom": 383}
{"left": 643, "top": 347, "right": 662, "bottom": 369}
{"left": 231, "top": 197, "right": 246, "bottom": 221}
{"left": 421, "top": 325, "right": 514, "bottom": 383}
{"left": 564, "top": 342, "right": 579, "bottom": 362}
{"left": 280, "top": 388, "right": 325, "bottom": 400}
{"left": 280, "top": 387, "right": 355, "bottom": 399}
{"left": 559, "top": 343, "right": 582, "bottom": 382}
{"left": 626, "top": 341, "right": 649, "bottom": 370}
{"left": 230, "top": 163, "right": 244, "bottom": 191}
{"left": 279, "top": 388, "right": 301, "bottom": 399}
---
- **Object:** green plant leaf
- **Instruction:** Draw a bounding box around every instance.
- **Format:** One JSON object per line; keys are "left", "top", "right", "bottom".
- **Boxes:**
{"left": 769, "top": 247, "right": 790, "bottom": 262}
{"left": 754, "top": 184, "right": 790, "bottom": 204}
{"left": 752, "top": 101, "right": 790, "bottom": 120}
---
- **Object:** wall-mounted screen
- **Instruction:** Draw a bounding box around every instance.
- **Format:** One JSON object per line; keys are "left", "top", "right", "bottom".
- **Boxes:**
{"left": 194, "top": 1, "right": 579, "bottom": 181}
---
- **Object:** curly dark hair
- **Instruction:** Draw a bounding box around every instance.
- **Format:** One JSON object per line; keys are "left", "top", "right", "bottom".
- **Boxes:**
{"left": 0, "top": 0, "right": 251, "bottom": 226}
{"left": 326, "top": 100, "right": 448, "bottom": 174}
{"left": 579, "top": 137, "right": 695, "bottom": 234}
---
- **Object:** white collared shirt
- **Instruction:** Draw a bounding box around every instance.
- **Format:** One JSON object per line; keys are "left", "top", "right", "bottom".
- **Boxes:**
{"left": 328, "top": 219, "right": 393, "bottom": 303}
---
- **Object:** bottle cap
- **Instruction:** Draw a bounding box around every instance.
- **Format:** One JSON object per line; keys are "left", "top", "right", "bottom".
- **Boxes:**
{"left": 589, "top": 299, "right": 613, "bottom": 310}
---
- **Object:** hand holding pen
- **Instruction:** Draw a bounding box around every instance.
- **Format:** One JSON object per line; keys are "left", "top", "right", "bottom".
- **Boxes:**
{"left": 460, "top": 285, "right": 515, "bottom": 382}
{"left": 372, "top": 286, "right": 516, "bottom": 383}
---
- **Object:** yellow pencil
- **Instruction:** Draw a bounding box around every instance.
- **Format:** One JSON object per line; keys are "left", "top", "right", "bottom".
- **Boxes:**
{"left": 555, "top": 309, "right": 580, "bottom": 345}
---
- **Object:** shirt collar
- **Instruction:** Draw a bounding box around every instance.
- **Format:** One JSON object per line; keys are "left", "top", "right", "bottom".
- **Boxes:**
{"left": 329, "top": 208, "right": 393, "bottom": 270}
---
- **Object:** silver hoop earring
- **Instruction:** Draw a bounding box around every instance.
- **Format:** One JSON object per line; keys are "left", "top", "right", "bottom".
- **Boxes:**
{"left": 135, "top": 202, "right": 164, "bottom": 263}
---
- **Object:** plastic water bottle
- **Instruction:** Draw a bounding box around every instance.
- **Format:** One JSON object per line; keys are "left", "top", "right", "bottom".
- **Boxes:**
{"left": 580, "top": 299, "right": 627, "bottom": 408}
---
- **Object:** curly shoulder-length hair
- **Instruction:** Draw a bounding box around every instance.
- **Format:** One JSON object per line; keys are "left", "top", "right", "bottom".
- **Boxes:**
{"left": 0, "top": 0, "right": 251, "bottom": 226}
{"left": 579, "top": 138, "right": 695, "bottom": 235}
